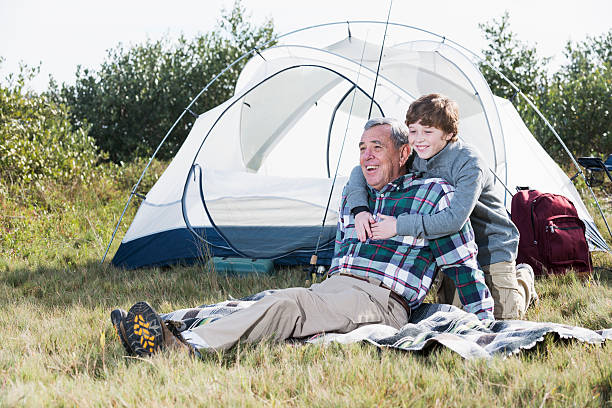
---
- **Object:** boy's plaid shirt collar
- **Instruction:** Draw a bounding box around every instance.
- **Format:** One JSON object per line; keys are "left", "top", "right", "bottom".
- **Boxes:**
{"left": 329, "top": 172, "right": 494, "bottom": 320}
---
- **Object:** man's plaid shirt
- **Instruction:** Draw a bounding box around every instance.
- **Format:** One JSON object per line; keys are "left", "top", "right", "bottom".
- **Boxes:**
{"left": 329, "top": 173, "right": 494, "bottom": 320}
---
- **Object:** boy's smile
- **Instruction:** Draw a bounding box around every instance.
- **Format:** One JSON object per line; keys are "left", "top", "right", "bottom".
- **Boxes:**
{"left": 408, "top": 120, "right": 453, "bottom": 160}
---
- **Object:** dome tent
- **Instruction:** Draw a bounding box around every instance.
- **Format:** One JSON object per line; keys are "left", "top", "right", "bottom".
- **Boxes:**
{"left": 105, "top": 21, "right": 610, "bottom": 270}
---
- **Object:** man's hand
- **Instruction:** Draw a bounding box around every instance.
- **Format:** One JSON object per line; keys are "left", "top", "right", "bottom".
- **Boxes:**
{"left": 371, "top": 214, "right": 397, "bottom": 239}
{"left": 354, "top": 211, "right": 375, "bottom": 242}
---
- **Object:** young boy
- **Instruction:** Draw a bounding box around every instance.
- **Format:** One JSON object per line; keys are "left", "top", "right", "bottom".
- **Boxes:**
{"left": 346, "top": 93, "right": 537, "bottom": 320}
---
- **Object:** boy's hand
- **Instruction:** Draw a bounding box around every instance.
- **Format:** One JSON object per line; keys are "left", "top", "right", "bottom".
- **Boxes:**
{"left": 371, "top": 214, "right": 397, "bottom": 239}
{"left": 354, "top": 211, "right": 375, "bottom": 242}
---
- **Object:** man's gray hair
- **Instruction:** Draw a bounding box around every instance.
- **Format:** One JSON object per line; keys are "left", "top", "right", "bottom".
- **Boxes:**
{"left": 364, "top": 117, "right": 410, "bottom": 148}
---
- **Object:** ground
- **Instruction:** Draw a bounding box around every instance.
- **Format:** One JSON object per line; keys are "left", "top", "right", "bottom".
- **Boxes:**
{"left": 0, "top": 168, "right": 610, "bottom": 406}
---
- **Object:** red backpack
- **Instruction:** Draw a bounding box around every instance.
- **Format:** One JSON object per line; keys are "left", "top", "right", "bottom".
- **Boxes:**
{"left": 510, "top": 189, "right": 592, "bottom": 277}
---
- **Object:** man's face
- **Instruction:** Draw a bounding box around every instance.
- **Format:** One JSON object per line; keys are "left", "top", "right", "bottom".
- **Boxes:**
{"left": 359, "top": 124, "right": 409, "bottom": 191}
{"left": 408, "top": 120, "right": 453, "bottom": 160}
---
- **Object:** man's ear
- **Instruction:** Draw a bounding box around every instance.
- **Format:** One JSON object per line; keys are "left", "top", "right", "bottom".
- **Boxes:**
{"left": 399, "top": 144, "right": 410, "bottom": 167}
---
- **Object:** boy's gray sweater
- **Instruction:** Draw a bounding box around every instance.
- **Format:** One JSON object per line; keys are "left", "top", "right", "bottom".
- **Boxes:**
{"left": 346, "top": 140, "right": 519, "bottom": 266}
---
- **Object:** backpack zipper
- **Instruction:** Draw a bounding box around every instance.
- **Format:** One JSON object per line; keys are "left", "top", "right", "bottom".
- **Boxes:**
{"left": 530, "top": 198, "right": 538, "bottom": 244}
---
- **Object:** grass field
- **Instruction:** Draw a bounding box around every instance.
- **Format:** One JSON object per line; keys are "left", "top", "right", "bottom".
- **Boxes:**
{"left": 1, "top": 164, "right": 611, "bottom": 407}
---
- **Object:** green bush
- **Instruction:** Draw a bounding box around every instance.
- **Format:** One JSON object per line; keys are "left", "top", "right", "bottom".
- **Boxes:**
{"left": 543, "top": 31, "right": 612, "bottom": 158}
{"left": 58, "top": 1, "right": 275, "bottom": 163}
{"left": 0, "top": 62, "right": 99, "bottom": 184}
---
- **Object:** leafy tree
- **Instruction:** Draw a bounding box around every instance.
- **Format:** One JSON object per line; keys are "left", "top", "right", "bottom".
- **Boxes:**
{"left": 479, "top": 12, "right": 550, "bottom": 102}
{"left": 0, "top": 60, "right": 98, "bottom": 184}
{"left": 479, "top": 14, "right": 611, "bottom": 161}
{"left": 544, "top": 31, "right": 612, "bottom": 158}
{"left": 478, "top": 12, "right": 552, "bottom": 150}
{"left": 59, "top": 1, "right": 275, "bottom": 163}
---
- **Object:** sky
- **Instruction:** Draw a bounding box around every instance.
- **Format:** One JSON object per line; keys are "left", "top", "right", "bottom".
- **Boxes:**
{"left": 1, "top": 0, "right": 610, "bottom": 92}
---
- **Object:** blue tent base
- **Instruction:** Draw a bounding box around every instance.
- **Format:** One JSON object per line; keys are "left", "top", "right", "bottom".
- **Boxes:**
{"left": 111, "top": 227, "right": 335, "bottom": 270}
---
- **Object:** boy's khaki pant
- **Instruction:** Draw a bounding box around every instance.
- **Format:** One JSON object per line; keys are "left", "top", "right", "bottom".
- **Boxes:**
{"left": 437, "top": 261, "right": 534, "bottom": 319}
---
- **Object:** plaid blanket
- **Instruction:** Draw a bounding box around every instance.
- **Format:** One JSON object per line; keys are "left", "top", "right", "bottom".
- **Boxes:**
{"left": 161, "top": 290, "right": 612, "bottom": 359}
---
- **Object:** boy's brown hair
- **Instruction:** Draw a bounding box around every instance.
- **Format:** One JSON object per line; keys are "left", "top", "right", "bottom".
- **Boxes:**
{"left": 405, "top": 93, "right": 459, "bottom": 142}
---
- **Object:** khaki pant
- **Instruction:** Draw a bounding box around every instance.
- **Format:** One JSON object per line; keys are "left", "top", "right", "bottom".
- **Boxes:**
{"left": 437, "top": 261, "right": 534, "bottom": 320}
{"left": 190, "top": 275, "right": 409, "bottom": 351}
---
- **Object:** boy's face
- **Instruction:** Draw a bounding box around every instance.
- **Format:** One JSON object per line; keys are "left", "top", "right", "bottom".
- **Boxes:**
{"left": 408, "top": 120, "right": 453, "bottom": 160}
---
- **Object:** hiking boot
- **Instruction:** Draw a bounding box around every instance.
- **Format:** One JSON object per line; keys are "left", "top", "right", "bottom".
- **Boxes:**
{"left": 124, "top": 301, "right": 194, "bottom": 357}
{"left": 517, "top": 263, "right": 539, "bottom": 308}
{"left": 110, "top": 308, "right": 133, "bottom": 355}
{"left": 124, "top": 302, "right": 164, "bottom": 356}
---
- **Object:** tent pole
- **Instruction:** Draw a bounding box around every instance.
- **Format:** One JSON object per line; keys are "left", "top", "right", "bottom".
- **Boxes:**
{"left": 311, "top": 31, "right": 371, "bottom": 278}
{"left": 367, "top": 0, "right": 392, "bottom": 119}
{"left": 326, "top": 86, "right": 356, "bottom": 178}
{"left": 517, "top": 92, "right": 611, "bottom": 243}
{"left": 101, "top": 21, "right": 438, "bottom": 265}
{"left": 100, "top": 108, "right": 190, "bottom": 264}
{"left": 180, "top": 63, "right": 383, "bottom": 259}
{"left": 435, "top": 51, "right": 507, "bottom": 203}
{"left": 104, "top": 19, "right": 610, "bottom": 264}
{"left": 285, "top": 21, "right": 609, "bottom": 245}
{"left": 585, "top": 185, "right": 612, "bottom": 243}
{"left": 99, "top": 42, "right": 275, "bottom": 264}
{"left": 326, "top": 86, "right": 385, "bottom": 178}
{"left": 100, "top": 192, "right": 135, "bottom": 264}
{"left": 467, "top": 55, "right": 612, "bottom": 246}
{"left": 100, "top": 43, "right": 271, "bottom": 263}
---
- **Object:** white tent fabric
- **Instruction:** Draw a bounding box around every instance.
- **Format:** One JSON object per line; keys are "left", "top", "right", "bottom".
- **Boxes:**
{"left": 111, "top": 32, "right": 607, "bottom": 269}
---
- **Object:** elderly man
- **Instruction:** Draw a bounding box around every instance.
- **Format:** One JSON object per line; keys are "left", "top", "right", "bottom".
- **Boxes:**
{"left": 113, "top": 117, "right": 493, "bottom": 356}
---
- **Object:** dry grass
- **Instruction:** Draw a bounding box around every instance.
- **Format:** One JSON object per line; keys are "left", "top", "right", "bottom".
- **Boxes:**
{"left": 1, "top": 169, "right": 611, "bottom": 407}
